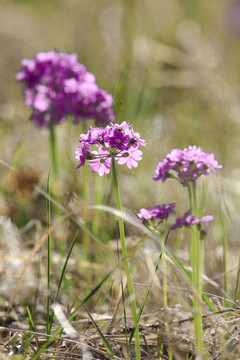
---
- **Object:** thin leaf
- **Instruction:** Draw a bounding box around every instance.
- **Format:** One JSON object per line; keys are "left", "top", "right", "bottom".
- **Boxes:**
{"left": 234, "top": 256, "right": 240, "bottom": 303}
{"left": 82, "top": 302, "right": 115, "bottom": 356}
{"left": 26, "top": 306, "right": 40, "bottom": 349}
{"left": 48, "top": 230, "right": 80, "bottom": 333}
{"left": 129, "top": 231, "right": 168, "bottom": 344}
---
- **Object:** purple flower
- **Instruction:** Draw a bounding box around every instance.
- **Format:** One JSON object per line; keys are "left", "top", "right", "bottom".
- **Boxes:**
{"left": 75, "top": 143, "right": 90, "bottom": 169}
{"left": 153, "top": 161, "right": 171, "bottom": 183}
{"left": 79, "top": 126, "right": 105, "bottom": 145}
{"left": 116, "top": 148, "right": 143, "bottom": 169}
{"left": 170, "top": 210, "right": 214, "bottom": 230}
{"left": 138, "top": 203, "right": 176, "bottom": 222}
{"left": 108, "top": 129, "right": 131, "bottom": 151}
{"left": 75, "top": 122, "right": 146, "bottom": 176}
{"left": 224, "top": 0, "right": 240, "bottom": 37}
{"left": 138, "top": 208, "right": 153, "bottom": 221}
{"left": 154, "top": 146, "right": 222, "bottom": 185}
{"left": 88, "top": 147, "right": 112, "bottom": 176}
{"left": 16, "top": 50, "right": 115, "bottom": 127}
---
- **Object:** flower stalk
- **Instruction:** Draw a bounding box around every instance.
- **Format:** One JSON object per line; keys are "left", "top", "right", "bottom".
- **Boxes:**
{"left": 152, "top": 145, "right": 222, "bottom": 358}
{"left": 111, "top": 157, "right": 141, "bottom": 360}
{"left": 50, "top": 120, "right": 59, "bottom": 179}
{"left": 189, "top": 182, "right": 204, "bottom": 357}
{"left": 162, "top": 239, "right": 172, "bottom": 360}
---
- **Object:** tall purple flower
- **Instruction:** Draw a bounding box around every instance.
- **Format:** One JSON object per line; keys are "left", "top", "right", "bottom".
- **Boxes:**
{"left": 75, "top": 122, "right": 146, "bottom": 176}
{"left": 16, "top": 50, "right": 115, "bottom": 127}
{"left": 154, "top": 146, "right": 222, "bottom": 186}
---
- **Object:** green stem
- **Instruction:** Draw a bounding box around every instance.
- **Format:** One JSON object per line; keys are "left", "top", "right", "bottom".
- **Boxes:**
{"left": 191, "top": 182, "right": 203, "bottom": 357}
{"left": 82, "top": 121, "right": 89, "bottom": 260}
{"left": 162, "top": 246, "right": 172, "bottom": 360}
{"left": 49, "top": 121, "right": 61, "bottom": 217}
{"left": 192, "top": 182, "right": 198, "bottom": 216}
{"left": 92, "top": 175, "right": 103, "bottom": 238}
{"left": 220, "top": 209, "right": 229, "bottom": 307}
{"left": 188, "top": 184, "right": 193, "bottom": 264}
{"left": 50, "top": 121, "right": 59, "bottom": 179}
{"left": 82, "top": 164, "right": 89, "bottom": 260}
{"left": 82, "top": 121, "right": 90, "bottom": 260}
{"left": 47, "top": 168, "right": 51, "bottom": 335}
{"left": 187, "top": 184, "right": 193, "bottom": 212}
{"left": 111, "top": 157, "right": 141, "bottom": 360}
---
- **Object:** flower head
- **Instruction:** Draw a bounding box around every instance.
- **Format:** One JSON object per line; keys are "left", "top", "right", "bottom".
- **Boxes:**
{"left": 16, "top": 50, "right": 115, "bottom": 127}
{"left": 154, "top": 146, "right": 222, "bottom": 185}
{"left": 76, "top": 122, "right": 146, "bottom": 176}
{"left": 75, "top": 143, "right": 90, "bottom": 169}
{"left": 138, "top": 203, "right": 176, "bottom": 222}
{"left": 116, "top": 147, "right": 143, "bottom": 169}
{"left": 170, "top": 210, "right": 214, "bottom": 230}
{"left": 88, "top": 147, "right": 112, "bottom": 176}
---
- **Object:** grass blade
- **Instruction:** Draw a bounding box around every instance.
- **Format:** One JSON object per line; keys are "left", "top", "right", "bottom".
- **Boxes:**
{"left": 82, "top": 302, "right": 115, "bottom": 356}
{"left": 26, "top": 306, "right": 40, "bottom": 349}
{"left": 234, "top": 256, "right": 240, "bottom": 303}
{"left": 48, "top": 230, "right": 80, "bottom": 333}
{"left": 47, "top": 167, "right": 51, "bottom": 335}
{"left": 220, "top": 209, "right": 229, "bottom": 307}
{"left": 128, "top": 232, "right": 169, "bottom": 344}
{"left": 31, "top": 326, "right": 63, "bottom": 360}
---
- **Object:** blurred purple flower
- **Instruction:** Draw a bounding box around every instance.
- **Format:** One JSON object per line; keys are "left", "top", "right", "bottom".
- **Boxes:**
{"left": 76, "top": 122, "right": 146, "bottom": 176}
{"left": 154, "top": 145, "right": 222, "bottom": 186}
{"left": 138, "top": 203, "right": 176, "bottom": 222}
{"left": 224, "top": 1, "right": 240, "bottom": 37}
{"left": 75, "top": 143, "right": 90, "bottom": 169}
{"left": 170, "top": 210, "right": 214, "bottom": 230}
{"left": 16, "top": 50, "right": 115, "bottom": 127}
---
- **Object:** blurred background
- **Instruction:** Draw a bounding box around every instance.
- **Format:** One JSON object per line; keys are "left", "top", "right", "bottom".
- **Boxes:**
{"left": 1, "top": 0, "right": 240, "bottom": 306}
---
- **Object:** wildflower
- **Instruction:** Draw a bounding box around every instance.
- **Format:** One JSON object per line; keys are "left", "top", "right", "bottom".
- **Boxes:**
{"left": 138, "top": 203, "right": 176, "bottom": 222}
{"left": 138, "top": 208, "right": 152, "bottom": 222}
{"left": 16, "top": 50, "right": 115, "bottom": 127}
{"left": 88, "top": 148, "right": 112, "bottom": 176}
{"left": 154, "top": 146, "right": 222, "bottom": 186}
{"left": 76, "top": 122, "right": 146, "bottom": 176}
{"left": 116, "top": 147, "right": 143, "bottom": 169}
{"left": 75, "top": 143, "right": 90, "bottom": 168}
{"left": 170, "top": 210, "right": 214, "bottom": 230}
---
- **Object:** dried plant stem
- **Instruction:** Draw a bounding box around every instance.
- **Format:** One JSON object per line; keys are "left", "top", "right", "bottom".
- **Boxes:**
{"left": 111, "top": 157, "right": 141, "bottom": 360}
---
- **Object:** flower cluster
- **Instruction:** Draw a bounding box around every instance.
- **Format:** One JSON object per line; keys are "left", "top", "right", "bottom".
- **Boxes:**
{"left": 137, "top": 145, "right": 222, "bottom": 234}
{"left": 170, "top": 210, "right": 214, "bottom": 238}
{"left": 170, "top": 210, "right": 214, "bottom": 230}
{"left": 75, "top": 121, "right": 146, "bottom": 176}
{"left": 154, "top": 146, "right": 222, "bottom": 186}
{"left": 16, "top": 50, "right": 115, "bottom": 127}
{"left": 138, "top": 203, "right": 176, "bottom": 222}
